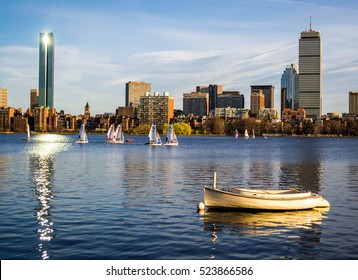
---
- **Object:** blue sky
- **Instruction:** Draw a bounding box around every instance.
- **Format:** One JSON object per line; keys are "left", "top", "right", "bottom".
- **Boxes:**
{"left": 1, "top": 0, "right": 357, "bottom": 115}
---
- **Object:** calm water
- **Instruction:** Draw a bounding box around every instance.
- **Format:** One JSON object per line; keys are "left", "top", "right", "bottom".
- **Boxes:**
{"left": 0, "top": 134, "right": 357, "bottom": 260}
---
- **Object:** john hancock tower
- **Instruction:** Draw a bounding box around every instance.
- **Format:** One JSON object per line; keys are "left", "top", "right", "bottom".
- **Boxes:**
{"left": 39, "top": 30, "right": 55, "bottom": 109}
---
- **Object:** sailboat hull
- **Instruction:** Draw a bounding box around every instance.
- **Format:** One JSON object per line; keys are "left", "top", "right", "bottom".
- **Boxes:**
{"left": 75, "top": 140, "right": 88, "bottom": 144}
{"left": 146, "top": 142, "right": 162, "bottom": 146}
{"left": 163, "top": 142, "right": 178, "bottom": 146}
{"left": 109, "top": 140, "right": 124, "bottom": 144}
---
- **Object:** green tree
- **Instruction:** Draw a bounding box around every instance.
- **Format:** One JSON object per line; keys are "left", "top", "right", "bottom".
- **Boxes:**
{"left": 174, "top": 122, "right": 191, "bottom": 135}
{"left": 131, "top": 124, "right": 151, "bottom": 135}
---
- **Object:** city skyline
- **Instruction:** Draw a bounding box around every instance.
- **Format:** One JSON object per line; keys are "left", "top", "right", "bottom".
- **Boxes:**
{"left": 0, "top": 0, "right": 357, "bottom": 115}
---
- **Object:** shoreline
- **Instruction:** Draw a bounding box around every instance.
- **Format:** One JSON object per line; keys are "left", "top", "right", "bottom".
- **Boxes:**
{"left": 1, "top": 131, "right": 357, "bottom": 138}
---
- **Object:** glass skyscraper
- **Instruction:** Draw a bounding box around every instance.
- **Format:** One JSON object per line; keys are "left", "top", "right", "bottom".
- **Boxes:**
{"left": 281, "top": 64, "right": 299, "bottom": 113}
{"left": 39, "top": 30, "right": 55, "bottom": 109}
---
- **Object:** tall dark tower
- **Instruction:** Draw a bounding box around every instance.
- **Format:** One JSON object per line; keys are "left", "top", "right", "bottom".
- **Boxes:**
{"left": 38, "top": 30, "right": 55, "bottom": 109}
{"left": 299, "top": 19, "right": 322, "bottom": 119}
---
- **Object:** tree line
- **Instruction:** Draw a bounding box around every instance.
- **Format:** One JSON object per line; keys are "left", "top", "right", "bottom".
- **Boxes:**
{"left": 127, "top": 117, "right": 358, "bottom": 137}
{"left": 201, "top": 117, "right": 358, "bottom": 136}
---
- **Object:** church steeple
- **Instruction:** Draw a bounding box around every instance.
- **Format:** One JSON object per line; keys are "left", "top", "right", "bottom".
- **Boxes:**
{"left": 84, "top": 102, "right": 90, "bottom": 118}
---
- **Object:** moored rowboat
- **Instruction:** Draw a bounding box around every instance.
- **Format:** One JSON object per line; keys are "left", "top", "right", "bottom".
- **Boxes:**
{"left": 203, "top": 173, "right": 330, "bottom": 211}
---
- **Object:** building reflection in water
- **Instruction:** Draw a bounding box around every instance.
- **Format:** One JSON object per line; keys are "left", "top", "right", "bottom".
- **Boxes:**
{"left": 28, "top": 134, "right": 70, "bottom": 259}
{"left": 279, "top": 139, "right": 323, "bottom": 193}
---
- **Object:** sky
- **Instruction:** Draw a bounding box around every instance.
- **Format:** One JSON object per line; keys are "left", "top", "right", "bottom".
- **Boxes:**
{"left": 0, "top": 0, "right": 357, "bottom": 115}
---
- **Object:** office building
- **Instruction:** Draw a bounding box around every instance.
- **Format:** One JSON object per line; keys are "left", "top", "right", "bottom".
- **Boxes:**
{"left": 139, "top": 92, "right": 174, "bottom": 127}
{"left": 116, "top": 106, "right": 135, "bottom": 118}
{"left": 197, "top": 84, "right": 222, "bottom": 111}
{"left": 183, "top": 92, "right": 209, "bottom": 116}
{"left": 125, "top": 81, "right": 151, "bottom": 107}
{"left": 250, "top": 90, "right": 265, "bottom": 117}
{"left": 30, "top": 89, "right": 39, "bottom": 110}
{"left": 0, "top": 107, "right": 15, "bottom": 132}
{"left": 0, "top": 88, "right": 8, "bottom": 107}
{"left": 349, "top": 91, "right": 358, "bottom": 114}
{"left": 217, "top": 91, "right": 244, "bottom": 109}
{"left": 214, "top": 108, "right": 249, "bottom": 119}
{"left": 196, "top": 86, "right": 209, "bottom": 93}
{"left": 208, "top": 84, "right": 222, "bottom": 111}
{"left": 39, "top": 30, "right": 55, "bottom": 109}
{"left": 281, "top": 64, "right": 299, "bottom": 115}
{"left": 251, "top": 85, "right": 274, "bottom": 109}
{"left": 34, "top": 106, "right": 49, "bottom": 132}
{"left": 299, "top": 22, "right": 322, "bottom": 119}
{"left": 13, "top": 115, "right": 28, "bottom": 132}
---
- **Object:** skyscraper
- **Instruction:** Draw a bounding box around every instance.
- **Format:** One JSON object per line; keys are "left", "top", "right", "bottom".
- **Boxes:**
{"left": 281, "top": 64, "right": 299, "bottom": 115}
{"left": 349, "top": 91, "right": 358, "bottom": 114}
{"left": 30, "top": 89, "right": 39, "bottom": 110}
{"left": 250, "top": 90, "right": 265, "bottom": 117}
{"left": 0, "top": 87, "right": 8, "bottom": 107}
{"left": 125, "top": 81, "right": 151, "bottom": 107}
{"left": 183, "top": 92, "right": 209, "bottom": 116}
{"left": 299, "top": 22, "right": 321, "bottom": 119}
{"left": 218, "top": 91, "right": 245, "bottom": 109}
{"left": 39, "top": 30, "right": 55, "bottom": 109}
{"left": 139, "top": 92, "right": 174, "bottom": 127}
{"left": 250, "top": 85, "right": 274, "bottom": 108}
{"left": 197, "top": 84, "right": 222, "bottom": 111}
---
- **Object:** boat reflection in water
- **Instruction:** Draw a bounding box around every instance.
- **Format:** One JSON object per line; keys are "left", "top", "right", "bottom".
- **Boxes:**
{"left": 27, "top": 134, "right": 71, "bottom": 259}
{"left": 200, "top": 207, "right": 329, "bottom": 258}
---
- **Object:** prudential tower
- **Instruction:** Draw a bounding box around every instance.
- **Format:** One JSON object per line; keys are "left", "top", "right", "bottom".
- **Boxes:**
{"left": 298, "top": 20, "right": 321, "bottom": 119}
{"left": 39, "top": 30, "right": 55, "bottom": 109}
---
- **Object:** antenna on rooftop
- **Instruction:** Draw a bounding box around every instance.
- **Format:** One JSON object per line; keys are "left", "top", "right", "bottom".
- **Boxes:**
{"left": 309, "top": 16, "right": 312, "bottom": 31}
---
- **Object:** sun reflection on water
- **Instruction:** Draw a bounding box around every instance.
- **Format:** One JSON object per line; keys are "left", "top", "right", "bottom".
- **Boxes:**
{"left": 28, "top": 134, "right": 71, "bottom": 259}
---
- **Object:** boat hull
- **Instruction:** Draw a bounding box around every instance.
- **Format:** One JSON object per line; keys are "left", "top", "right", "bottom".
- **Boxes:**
{"left": 163, "top": 142, "right": 178, "bottom": 146}
{"left": 204, "top": 187, "right": 329, "bottom": 211}
{"left": 108, "top": 140, "right": 124, "bottom": 144}
{"left": 146, "top": 143, "right": 162, "bottom": 146}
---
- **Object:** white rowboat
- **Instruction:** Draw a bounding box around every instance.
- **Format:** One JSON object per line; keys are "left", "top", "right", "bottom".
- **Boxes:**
{"left": 203, "top": 173, "right": 330, "bottom": 211}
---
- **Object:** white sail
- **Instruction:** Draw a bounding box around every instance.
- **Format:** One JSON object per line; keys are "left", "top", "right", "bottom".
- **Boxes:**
{"left": 163, "top": 124, "right": 178, "bottom": 146}
{"left": 235, "top": 129, "right": 239, "bottom": 138}
{"left": 106, "top": 124, "right": 115, "bottom": 142}
{"left": 76, "top": 123, "right": 88, "bottom": 144}
{"left": 156, "top": 131, "right": 162, "bottom": 145}
{"left": 22, "top": 124, "right": 30, "bottom": 141}
{"left": 27, "top": 124, "right": 30, "bottom": 140}
{"left": 244, "top": 129, "right": 249, "bottom": 139}
{"left": 146, "top": 124, "right": 162, "bottom": 146}
{"left": 252, "top": 129, "right": 255, "bottom": 138}
{"left": 113, "top": 124, "right": 125, "bottom": 144}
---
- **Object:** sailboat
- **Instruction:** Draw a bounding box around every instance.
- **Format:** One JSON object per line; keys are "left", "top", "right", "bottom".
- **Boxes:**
{"left": 252, "top": 129, "right": 255, "bottom": 138}
{"left": 244, "top": 129, "right": 249, "bottom": 139}
{"left": 106, "top": 123, "right": 115, "bottom": 143}
{"left": 163, "top": 124, "right": 178, "bottom": 146}
{"left": 112, "top": 124, "right": 125, "bottom": 144}
{"left": 146, "top": 123, "right": 162, "bottom": 146}
{"left": 22, "top": 124, "right": 30, "bottom": 141}
{"left": 76, "top": 123, "right": 88, "bottom": 144}
{"left": 235, "top": 129, "right": 239, "bottom": 138}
